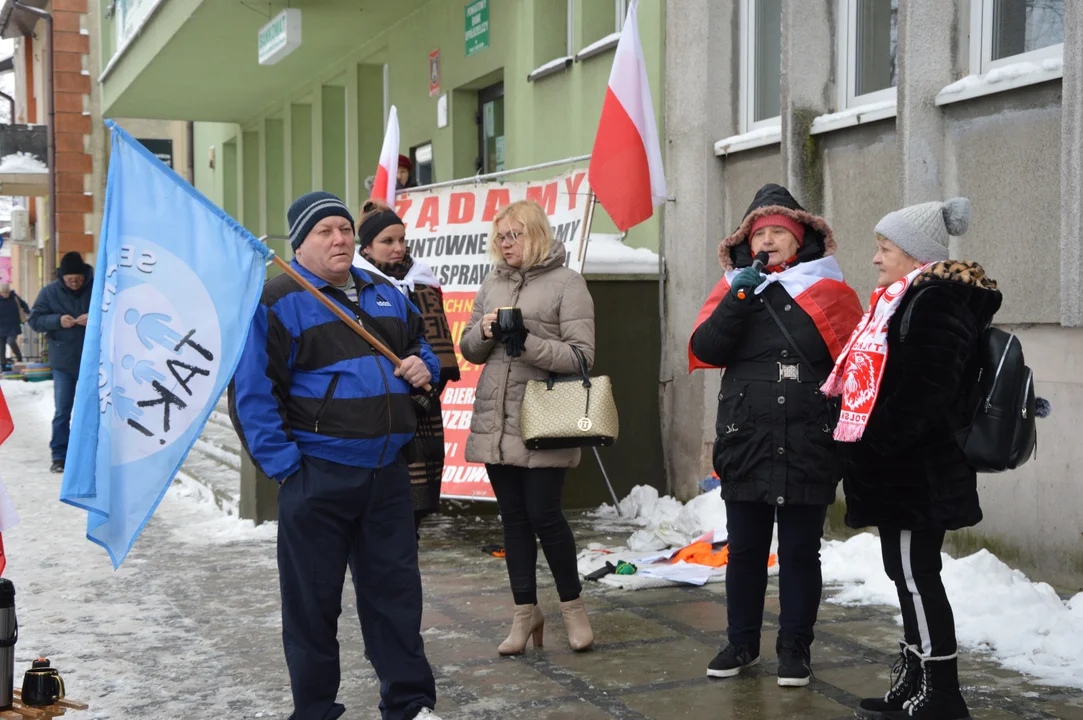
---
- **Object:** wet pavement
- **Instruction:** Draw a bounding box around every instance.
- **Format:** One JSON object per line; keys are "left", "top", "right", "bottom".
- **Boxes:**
{"left": 406, "top": 512, "right": 1083, "bottom": 720}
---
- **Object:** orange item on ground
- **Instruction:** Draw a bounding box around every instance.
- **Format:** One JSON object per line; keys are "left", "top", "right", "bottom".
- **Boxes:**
{"left": 671, "top": 542, "right": 779, "bottom": 570}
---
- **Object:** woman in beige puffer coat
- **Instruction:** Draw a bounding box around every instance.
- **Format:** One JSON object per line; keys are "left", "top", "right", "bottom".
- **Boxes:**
{"left": 461, "top": 199, "right": 596, "bottom": 656}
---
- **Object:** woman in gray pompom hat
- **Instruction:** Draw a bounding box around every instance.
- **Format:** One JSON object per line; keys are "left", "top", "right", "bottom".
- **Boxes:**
{"left": 822, "top": 197, "right": 1003, "bottom": 720}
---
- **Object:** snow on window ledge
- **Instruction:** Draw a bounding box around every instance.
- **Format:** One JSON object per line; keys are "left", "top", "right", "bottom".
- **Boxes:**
{"left": 581, "top": 234, "right": 661, "bottom": 278}
{"left": 809, "top": 99, "right": 897, "bottom": 136}
{"left": 527, "top": 56, "right": 573, "bottom": 83}
{"left": 935, "top": 57, "right": 1063, "bottom": 107}
{"left": 714, "top": 125, "right": 782, "bottom": 157}
{"left": 576, "top": 32, "right": 621, "bottom": 62}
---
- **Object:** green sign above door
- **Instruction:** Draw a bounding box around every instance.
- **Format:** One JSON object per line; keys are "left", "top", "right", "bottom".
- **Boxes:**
{"left": 465, "top": 0, "right": 490, "bottom": 57}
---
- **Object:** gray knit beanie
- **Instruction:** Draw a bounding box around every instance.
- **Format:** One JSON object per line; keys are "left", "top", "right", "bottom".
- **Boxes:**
{"left": 874, "top": 197, "right": 970, "bottom": 263}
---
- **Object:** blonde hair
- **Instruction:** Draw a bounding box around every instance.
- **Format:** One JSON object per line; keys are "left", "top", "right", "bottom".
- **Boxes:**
{"left": 489, "top": 200, "right": 553, "bottom": 269}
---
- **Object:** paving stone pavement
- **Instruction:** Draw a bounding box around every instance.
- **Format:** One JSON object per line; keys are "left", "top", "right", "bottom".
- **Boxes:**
{"left": 382, "top": 512, "right": 1083, "bottom": 720}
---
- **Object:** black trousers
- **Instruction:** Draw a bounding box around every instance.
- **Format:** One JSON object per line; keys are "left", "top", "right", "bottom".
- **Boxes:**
{"left": 725, "top": 501, "right": 828, "bottom": 650}
{"left": 0, "top": 336, "right": 20, "bottom": 363}
{"left": 278, "top": 456, "right": 436, "bottom": 720}
{"left": 879, "top": 527, "right": 957, "bottom": 657}
{"left": 486, "top": 464, "right": 582, "bottom": 606}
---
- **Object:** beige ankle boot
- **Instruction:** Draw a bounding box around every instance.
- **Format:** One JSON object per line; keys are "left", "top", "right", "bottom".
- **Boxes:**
{"left": 497, "top": 603, "right": 544, "bottom": 656}
{"left": 560, "top": 597, "right": 594, "bottom": 651}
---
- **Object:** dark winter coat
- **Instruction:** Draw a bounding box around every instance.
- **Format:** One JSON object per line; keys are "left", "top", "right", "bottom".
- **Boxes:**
{"left": 842, "top": 261, "right": 1002, "bottom": 531}
{"left": 0, "top": 292, "right": 30, "bottom": 338}
{"left": 691, "top": 184, "right": 858, "bottom": 507}
{"left": 27, "top": 266, "right": 94, "bottom": 373}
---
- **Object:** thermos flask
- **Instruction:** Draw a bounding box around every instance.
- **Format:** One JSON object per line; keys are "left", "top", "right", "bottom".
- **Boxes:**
{"left": 0, "top": 579, "right": 16, "bottom": 710}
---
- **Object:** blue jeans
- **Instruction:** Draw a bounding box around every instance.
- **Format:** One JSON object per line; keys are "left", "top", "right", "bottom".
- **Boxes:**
{"left": 50, "top": 370, "right": 77, "bottom": 463}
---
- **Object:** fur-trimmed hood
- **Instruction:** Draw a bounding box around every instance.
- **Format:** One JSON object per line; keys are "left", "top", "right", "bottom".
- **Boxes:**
{"left": 719, "top": 184, "right": 838, "bottom": 272}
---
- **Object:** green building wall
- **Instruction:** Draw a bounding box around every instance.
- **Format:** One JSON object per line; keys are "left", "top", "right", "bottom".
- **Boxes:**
{"left": 183, "top": 0, "right": 665, "bottom": 252}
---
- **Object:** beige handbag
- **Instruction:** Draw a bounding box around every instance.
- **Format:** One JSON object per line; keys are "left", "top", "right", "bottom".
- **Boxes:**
{"left": 520, "top": 346, "right": 619, "bottom": 450}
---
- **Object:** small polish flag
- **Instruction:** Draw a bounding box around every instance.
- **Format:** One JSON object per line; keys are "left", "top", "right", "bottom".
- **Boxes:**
{"left": 370, "top": 105, "right": 400, "bottom": 207}
{"left": 588, "top": 0, "right": 666, "bottom": 232}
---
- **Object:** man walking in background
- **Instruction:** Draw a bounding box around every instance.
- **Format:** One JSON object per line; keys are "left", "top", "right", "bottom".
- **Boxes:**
{"left": 28, "top": 251, "right": 94, "bottom": 473}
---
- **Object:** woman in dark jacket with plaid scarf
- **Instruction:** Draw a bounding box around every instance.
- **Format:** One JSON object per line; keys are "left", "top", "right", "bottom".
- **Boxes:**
{"left": 354, "top": 201, "right": 460, "bottom": 530}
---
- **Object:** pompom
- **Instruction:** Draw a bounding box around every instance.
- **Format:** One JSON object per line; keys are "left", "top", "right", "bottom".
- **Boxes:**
{"left": 942, "top": 197, "right": 970, "bottom": 236}
{"left": 1035, "top": 396, "right": 1052, "bottom": 419}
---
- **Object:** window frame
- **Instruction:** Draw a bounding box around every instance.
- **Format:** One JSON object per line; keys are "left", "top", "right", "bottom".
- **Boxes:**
{"left": 527, "top": 0, "right": 575, "bottom": 81}
{"left": 837, "top": 0, "right": 898, "bottom": 110}
{"left": 739, "top": 0, "right": 782, "bottom": 133}
{"left": 970, "top": 0, "right": 1065, "bottom": 75}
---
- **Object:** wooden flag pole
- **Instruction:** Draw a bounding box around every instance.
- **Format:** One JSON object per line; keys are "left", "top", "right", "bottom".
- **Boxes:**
{"left": 270, "top": 254, "right": 432, "bottom": 393}
{"left": 576, "top": 190, "right": 597, "bottom": 266}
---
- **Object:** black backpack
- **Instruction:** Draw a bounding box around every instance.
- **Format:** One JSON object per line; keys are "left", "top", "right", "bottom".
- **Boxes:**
{"left": 955, "top": 328, "right": 1037, "bottom": 472}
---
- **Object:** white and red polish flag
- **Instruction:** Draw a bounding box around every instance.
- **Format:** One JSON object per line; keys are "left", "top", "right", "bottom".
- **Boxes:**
{"left": 588, "top": 0, "right": 666, "bottom": 232}
{"left": 370, "top": 105, "right": 400, "bottom": 207}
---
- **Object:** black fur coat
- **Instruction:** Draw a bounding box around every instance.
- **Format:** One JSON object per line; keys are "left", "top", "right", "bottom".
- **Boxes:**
{"left": 841, "top": 262, "right": 1002, "bottom": 531}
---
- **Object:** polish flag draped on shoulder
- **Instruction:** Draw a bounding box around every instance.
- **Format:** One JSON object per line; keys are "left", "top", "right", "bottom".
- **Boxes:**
{"left": 688, "top": 258, "right": 863, "bottom": 372}
{"left": 370, "top": 105, "right": 400, "bottom": 208}
{"left": 588, "top": 0, "right": 666, "bottom": 231}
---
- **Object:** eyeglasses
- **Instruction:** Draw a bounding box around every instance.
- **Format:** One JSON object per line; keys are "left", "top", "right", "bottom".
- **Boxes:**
{"left": 495, "top": 230, "right": 525, "bottom": 246}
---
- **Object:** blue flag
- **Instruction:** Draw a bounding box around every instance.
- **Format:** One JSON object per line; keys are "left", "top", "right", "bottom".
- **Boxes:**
{"left": 61, "top": 121, "right": 271, "bottom": 568}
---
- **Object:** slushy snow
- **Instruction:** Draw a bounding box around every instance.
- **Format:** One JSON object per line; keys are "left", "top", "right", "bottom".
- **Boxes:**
{"left": 596, "top": 485, "right": 1083, "bottom": 690}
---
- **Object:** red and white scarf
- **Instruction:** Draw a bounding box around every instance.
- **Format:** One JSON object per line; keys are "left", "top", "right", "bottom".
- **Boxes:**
{"left": 821, "top": 265, "right": 926, "bottom": 442}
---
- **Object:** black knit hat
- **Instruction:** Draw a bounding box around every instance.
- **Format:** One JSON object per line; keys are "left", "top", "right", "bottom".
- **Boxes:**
{"left": 287, "top": 191, "right": 354, "bottom": 251}
{"left": 58, "top": 251, "right": 88, "bottom": 276}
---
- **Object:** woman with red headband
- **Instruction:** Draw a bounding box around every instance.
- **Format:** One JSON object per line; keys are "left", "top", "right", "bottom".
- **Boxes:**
{"left": 689, "top": 184, "right": 863, "bottom": 688}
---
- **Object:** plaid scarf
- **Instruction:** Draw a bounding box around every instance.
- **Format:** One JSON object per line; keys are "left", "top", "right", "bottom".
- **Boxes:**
{"left": 367, "top": 252, "right": 460, "bottom": 385}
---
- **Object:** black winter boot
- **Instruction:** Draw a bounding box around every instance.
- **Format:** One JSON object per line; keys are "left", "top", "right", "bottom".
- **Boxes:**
{"left": 882, "top": 653, "right": 971, "bottom": 720}
{"left": 856, "top": 643, "right": 921, "bottom": 718}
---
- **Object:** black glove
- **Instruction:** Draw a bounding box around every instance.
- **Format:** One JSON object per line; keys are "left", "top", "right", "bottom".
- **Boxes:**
{"left": 492, "top": 311, "right": 529, "bottom": 358}
{"left": 729, "top": 266, "right": 767, "bottom": 301}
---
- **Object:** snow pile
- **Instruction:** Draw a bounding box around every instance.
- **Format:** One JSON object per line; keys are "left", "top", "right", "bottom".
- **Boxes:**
{"left": 581, "top": 233, "right": 660, "bottom": 276}
{"left": 821, "top": 533, "right": 1083, "bottom": 690}
{"left": 594, "top": 485, "right": 727, "bottom": 552}
{"left": 939, "top": 57, "right": 1063, "bottom": 97}
{"left": 0, "top": 152, "right": 47, "bottom": 174}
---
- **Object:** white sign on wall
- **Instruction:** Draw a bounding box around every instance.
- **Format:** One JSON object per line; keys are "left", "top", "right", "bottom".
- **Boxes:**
{"left": 258, "top": 9, "right": 302, "bottom": 66}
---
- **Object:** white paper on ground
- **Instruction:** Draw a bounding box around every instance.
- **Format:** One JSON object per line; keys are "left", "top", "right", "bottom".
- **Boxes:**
{"left": 637, "top": 561, "right": 717, "bottom": 586}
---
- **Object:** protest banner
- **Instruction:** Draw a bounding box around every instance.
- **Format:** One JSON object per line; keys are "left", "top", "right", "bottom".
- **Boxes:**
{"left": 393, "top": 169, "right": 590, "bottom": 500}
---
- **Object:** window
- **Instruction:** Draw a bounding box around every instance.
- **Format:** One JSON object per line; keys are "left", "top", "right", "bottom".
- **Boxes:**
{"left": 839, "top": 0, "right": 898, "bottom": 108}
{"left": 576, "top": 0, "right": 626, "bottom": 61}
{"left": 740, "top": 0, "right": 782, "bottom": 131}
{"left": 412, "top": 143, "right": 433, "bottom": 186}
{"left": 528, "top": 0, "right": 574, "bottom": 81}
{"left": 972, "top": 0, "right": 1064, "bottom": 73}
{"left": 115, "top": 0, "right": 156, "bottom": 47}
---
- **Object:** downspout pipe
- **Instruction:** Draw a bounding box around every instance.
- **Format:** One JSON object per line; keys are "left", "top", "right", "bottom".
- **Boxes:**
{"left": 13, "top": 2, "right": 55, "bottom": 272}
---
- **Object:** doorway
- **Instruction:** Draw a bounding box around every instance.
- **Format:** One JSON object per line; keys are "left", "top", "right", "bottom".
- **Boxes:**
{"left": 477, "top": 82, "right": 504, "bottom": 174}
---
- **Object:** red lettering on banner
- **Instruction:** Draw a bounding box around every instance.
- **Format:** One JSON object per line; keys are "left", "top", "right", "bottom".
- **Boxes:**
{"left": 394, "top": 197, "right": 414, "bottom": 221}
{"left": 417, "top": 196, "right": 441, "bottom": 230}
{"left": 564, "top": 172, "right": 586, "bottom": 211}
{"left": 482, "top": 189, "right": 511, "bottom": 221}
{"left": 526, "top": 182, "right": 558, "bottom": 215}
{"left": 448, "top": 192, "right": 476, "bottom": 224}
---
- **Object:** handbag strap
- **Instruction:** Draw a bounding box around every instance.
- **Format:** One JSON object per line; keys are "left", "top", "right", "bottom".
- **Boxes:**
{"left": 544, "top": 345, "right": 592, "bottom": 390}
{"left": 761, "top": 298, "right": 826, "bottom": 386}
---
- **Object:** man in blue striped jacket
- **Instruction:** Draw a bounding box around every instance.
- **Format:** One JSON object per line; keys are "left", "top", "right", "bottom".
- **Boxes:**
{"left": 230, "top": 191, "right": 443, "bottom": 720}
